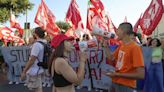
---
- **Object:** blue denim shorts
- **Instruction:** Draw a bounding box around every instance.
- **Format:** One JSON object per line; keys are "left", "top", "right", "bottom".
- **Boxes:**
{"left": 110, "top": 83, "right": 135, "bottom": 92}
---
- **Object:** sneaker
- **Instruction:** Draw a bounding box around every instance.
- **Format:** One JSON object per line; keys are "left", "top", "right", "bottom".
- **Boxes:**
{"left": 42, "top": 83, "right": 46, "bottom": 87}
{"left": 88, "top": 87, "right": 91, "bottom": 91}
{"left": 8, "top": 81, "right": 13, "bottom": 84}
{"left": 76, "top": 86, "right": 81, "bottom": 89}
{"left": 15, "top": 82, "right": 19, "bottom": 84}
{"left": 24, "top": 83, "right": 27, "bottom": 86}
{"left": 47, "top": 84, "right": 51, "bottom": 87}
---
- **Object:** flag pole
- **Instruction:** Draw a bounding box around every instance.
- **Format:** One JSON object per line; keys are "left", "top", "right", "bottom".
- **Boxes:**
{"left": 86, "top": 1, "right": 94, "bottom": 90}
{"left": 25, "top": 4, "right": 28, "bottom": 29}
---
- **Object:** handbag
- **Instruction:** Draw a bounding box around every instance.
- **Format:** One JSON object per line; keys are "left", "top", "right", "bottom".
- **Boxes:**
{"left": 27, "top": 75, "right": 40, "bottom": 90}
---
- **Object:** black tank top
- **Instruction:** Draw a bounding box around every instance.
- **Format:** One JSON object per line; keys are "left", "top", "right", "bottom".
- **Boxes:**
{"left": 53, "top": 57, "right": 72, "bottom": 87}
{"left": 53, "top": 71, "right": 72, "bottom": 87}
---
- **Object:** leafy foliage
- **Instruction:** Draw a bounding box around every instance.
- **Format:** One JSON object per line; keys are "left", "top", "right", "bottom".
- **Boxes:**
{"left": 0, "top": 0, "right": 34, "bottom": 23}
{"left": 56, "top": 21, "right": 71, "bottom": 32}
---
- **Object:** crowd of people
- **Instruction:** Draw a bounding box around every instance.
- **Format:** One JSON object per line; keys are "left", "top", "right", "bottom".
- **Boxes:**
{"left": 0, "top": 22, "right": 164, "bottom": 92}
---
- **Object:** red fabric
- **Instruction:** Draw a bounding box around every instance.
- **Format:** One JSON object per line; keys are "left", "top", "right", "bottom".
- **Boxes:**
{"left": 86, "top": 10, "right": 92, "bottom": 31}
{"left": 35, "top": 0, "right": 59, "bottom": 36}
{"left": 90, "top": 0, "right": 104, "bottom": 18}
{"left": 105, "top": 13, "right": 117, "bottom": 34}
{"left": 51, "top": 34, "right": 74, "bottom": 48}
{"left": 17, "top": 28, "right": 23, "bottom": 37}
{"left": 109, "top": 38, "right": 121, "bottom": 46}
{"left": 10, "top": 13, "right": 24, "bottom": 36}
{"left": 86, "top": 0, "right": 108, "bottom": 32}
{"left": 0, "top": 26, "right": 24, "bottom": 45}
{"left": 74, "top": 43, "right": 80, "bottom": 50}
{"left": 65, "top": 27, "right": 78, "bottom": 38}
{"left": 140, "top": 0, "right": 164, "bottom": 35}
{"left": 66, "top": 0, "right": 84, "bottom": 31}
{"left": 66, "top": 0, "right": 85, "bottom": 38}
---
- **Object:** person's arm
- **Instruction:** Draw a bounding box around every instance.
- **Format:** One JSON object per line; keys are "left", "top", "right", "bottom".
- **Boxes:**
{"left": 104, "top": 46, "right": 114, "bottom": 60}
{"left": 22, "top": 55, "right": 36, "bottom": 73}
{"left": 20, "top": 42, "right": 40, "bottom": 80}
{"left": 103, "top": 40, "right": 119, "bottom": 66}
{"left": 106, "top": 67, "right": 145, "bottom": 79}
{"left": 20, "top": 55, "right": 36, "bottom": 80}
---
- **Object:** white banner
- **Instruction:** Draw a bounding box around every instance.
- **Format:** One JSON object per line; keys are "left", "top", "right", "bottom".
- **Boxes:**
{"left": 1, "top": 46, "right": 30, "bottom": 82}
{"left": 1, "top": 46, "right": 151, "bottom": 90}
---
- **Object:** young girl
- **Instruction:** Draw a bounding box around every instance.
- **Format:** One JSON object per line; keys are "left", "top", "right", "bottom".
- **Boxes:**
{"left": 49, "top": 34, "right": 88, "bottom": 92}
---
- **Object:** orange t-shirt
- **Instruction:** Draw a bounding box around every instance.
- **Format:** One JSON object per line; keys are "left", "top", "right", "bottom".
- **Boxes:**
{"left": 112, "top": 41, "right": 144, "bottom": 88}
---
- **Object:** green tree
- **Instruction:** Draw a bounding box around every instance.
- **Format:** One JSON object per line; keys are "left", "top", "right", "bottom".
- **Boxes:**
{"left": 0, "top": 0, "right": 33, "bottom": 23}
{"left": 56, "top": 21, "right": 71, "bottom": 33}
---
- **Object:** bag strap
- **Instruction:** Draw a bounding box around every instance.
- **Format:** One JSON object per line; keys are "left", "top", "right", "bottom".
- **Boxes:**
{"left": 36, "top": 41, "right": 45, "bottom": 46}
{"left": 35, "top": 41, "right": 45, "bottom": 75}
{"left": 35, "top": 41, "right": 45, "bottom": 63}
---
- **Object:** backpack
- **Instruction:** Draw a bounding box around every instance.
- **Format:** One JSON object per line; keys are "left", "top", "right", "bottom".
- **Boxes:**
{"left": 36, "top": 41, "right": 52, "bottom": 69}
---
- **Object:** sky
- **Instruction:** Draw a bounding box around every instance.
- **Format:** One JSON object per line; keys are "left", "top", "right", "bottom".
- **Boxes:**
{"left": 3, "top": 0, "right": 163, "bottom": 29}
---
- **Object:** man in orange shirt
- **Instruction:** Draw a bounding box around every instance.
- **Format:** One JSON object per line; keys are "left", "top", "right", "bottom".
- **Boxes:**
{"left": 104, "top": 22, "right": 145, "bottom": 92}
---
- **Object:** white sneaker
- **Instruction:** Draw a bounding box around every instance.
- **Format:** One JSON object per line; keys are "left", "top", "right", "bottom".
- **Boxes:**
{"left": 76, "top": 86, "right": 81, "bottom": 89}
{"left": 15, "top": 82, "right": 19, "bottom": 84}
{"left": 88, "top": 87, "right": 91, "bottom": 91}
{"left": 42, "top": 83, "right": 46, "bottom": 87}
{"left": 24, "top": 83, "right": 27, "bottom": 86}
{"left": 8, "top": 81, "right": 13, "bottom": 84}
{"left": 47, "top": 84, "right": 51, "bottom": 87}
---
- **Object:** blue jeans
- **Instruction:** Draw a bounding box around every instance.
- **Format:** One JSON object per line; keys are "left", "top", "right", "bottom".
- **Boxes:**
{"left": 144, "top": 62, "right": 164, "bottom": 92}
{"left": 110, "top": 83, "right": 134, "bottom": 92}
{"left": 162, "top": 59, "right": 164, "bottom": 86}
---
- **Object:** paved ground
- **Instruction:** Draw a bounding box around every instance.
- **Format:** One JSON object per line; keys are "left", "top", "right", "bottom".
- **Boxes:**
{"left": 0, "top": 70, "right": 106, "bottom": 92}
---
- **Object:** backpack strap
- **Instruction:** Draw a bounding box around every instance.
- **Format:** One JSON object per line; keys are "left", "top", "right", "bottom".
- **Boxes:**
{"left": 31, "top": 41, "right": 45, "bottom": 76}
{"left": 36, "top": 41, "right": 46, "bottom": 47}
{"left": 35, "top": 41, "right": 45, "bottom": 63}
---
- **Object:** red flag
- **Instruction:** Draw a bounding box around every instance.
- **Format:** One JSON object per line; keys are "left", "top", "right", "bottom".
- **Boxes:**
{"left": 10, "top": 13, "right": 24, "bottom": 37}
{"left": 35, "top": 0, "right": 59, "bottom": 36}
{"left": 66, "top": 0, "right": 84, "bottom": 37}
{"left": 0, "top": 25, "right": 24, "bottom": 45}
{"left": 105, "top": 12, "right": 117, "bottom": 33}
{"left": 65, "top": 27, "right": 78, "bottom": 38}
{"left": 86, "top": 0, "right": 108, "bottom": 32}
{"left": 90, "top": 0, "right": 104, "bottom": 17}
{"left": 140, "top": 0, "right": 164, "bottom": 35}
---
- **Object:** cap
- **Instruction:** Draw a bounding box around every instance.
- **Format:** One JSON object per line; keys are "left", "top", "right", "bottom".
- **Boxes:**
{"left": 51, "top": 34, "right": 74, "bottom": 48}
